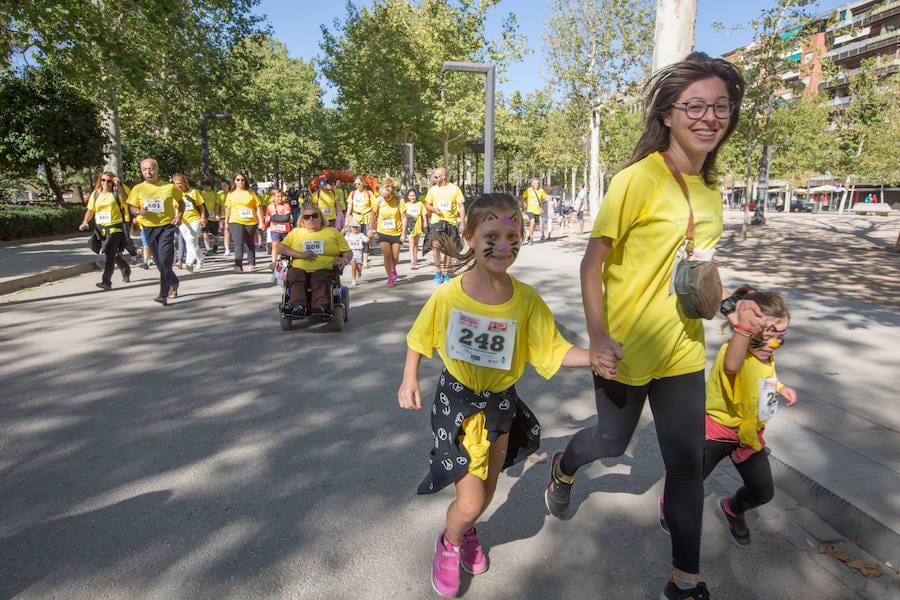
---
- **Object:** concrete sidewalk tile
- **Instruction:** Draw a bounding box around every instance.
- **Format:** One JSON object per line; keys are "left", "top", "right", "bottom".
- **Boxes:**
{"left": 827, "top": 430, "right": 900, "bottom": 473}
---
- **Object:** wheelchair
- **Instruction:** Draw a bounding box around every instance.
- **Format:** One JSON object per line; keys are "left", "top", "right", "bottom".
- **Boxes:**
{"left": 277, "top": 259, "right": 349, "bottom": 331}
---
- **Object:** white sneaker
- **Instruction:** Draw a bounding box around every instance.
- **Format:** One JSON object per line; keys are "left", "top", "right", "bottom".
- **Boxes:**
{"left": 352, "top": 279, "right": 359, "bottom": 286}
{"left": 194, "top": 261, "right": 202, "bottom": 272}
{"left": 224, "top": 249, "right": 231, "bottom": 257}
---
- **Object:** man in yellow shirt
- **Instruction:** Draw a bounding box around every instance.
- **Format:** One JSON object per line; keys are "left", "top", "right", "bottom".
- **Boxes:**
{"left": 522, "top": 177, "right": 547, "bottom": 244}
{"left": 127, "top": 157, "right": 184, "bottom": 305}
{"left": 424, "top": 166, "right": 466, "bottom": 284}
{"left": 311, "top": 179, "right": 340, "bottom": 227}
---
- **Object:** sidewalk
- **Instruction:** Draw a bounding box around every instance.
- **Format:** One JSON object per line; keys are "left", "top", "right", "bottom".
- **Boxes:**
{"left": 0, "top": 234, "right": 100, "bottom": 294}
{"left": 2, "top": 216, "right": 899, "bottom": 573}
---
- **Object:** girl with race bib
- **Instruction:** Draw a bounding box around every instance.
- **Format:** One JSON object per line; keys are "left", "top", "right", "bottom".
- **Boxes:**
{"left": 661, "top": 286, "right": 796, "bottom": 549}
{"left": 405, "top": 188, "right": 427, "bottom": 270}
{"left": 344, "top": 219, "right": 367, "bottom": 286}
{"left": 398, "top": 193, "right": 590, "bottom": 598}
{"left": 368, "top": 176, "right": 407, "bottom": 287}
{"left": 265, "top": 187, "right": 293, "bottom": 271}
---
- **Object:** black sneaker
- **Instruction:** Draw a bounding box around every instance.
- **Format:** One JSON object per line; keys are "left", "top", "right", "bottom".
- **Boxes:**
{"left": 660, "top": 579, "right": 710, "bottom": 600}
{"left": 95, "top": 282, "right": 112, "bottom": 291}
{"left": 545, "top": 451, "right": 573, "bottom": 518}
{"left": 659, "top": 496, "right": 670, "bottom": 535}
{"left": 719, "top": 497, "right": 750, "bottom": 547}
{"left": 122, "top": 271, "right": 131, "bottom": 283}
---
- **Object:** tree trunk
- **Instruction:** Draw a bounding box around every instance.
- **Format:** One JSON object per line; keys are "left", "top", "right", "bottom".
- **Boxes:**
{"left": 589, "top": 106, "right": 602, "bottom": 217}
{"left": 42, "top": 163, "right": 66, "bottom": 204}
{"left": 652, "top": 0, "right": 698, "bottom": 71}
{"left": 101, "top": 88, "right": 124, "bottom": 179}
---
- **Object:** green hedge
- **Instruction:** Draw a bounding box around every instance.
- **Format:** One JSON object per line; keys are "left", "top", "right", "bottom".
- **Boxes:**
{"left": 0, "top": 203, "right": 86, "bottom": 241}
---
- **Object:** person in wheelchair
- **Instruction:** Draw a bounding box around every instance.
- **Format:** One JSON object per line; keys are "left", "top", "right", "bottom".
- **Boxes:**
{"left": 279, "top": 202, "right": 352, "bottom": 316}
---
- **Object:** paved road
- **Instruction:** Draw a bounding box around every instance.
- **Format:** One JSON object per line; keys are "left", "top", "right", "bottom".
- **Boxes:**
{"left": 0, "top": 214, "right": 897, "bottom": 599}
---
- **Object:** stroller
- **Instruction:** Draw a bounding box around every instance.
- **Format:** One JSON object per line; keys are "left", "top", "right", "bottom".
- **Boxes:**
{"left": 276, "top": 259, "right": 349, "bottom": 331}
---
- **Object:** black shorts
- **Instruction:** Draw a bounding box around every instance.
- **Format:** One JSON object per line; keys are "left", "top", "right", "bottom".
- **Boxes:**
{"left": 526, "top": 211, "right": 540, "bottom": 222}
{"left": 377, "top": 233, "right": 402, "bottom": 245}
{"left": 204, "top": 221, "right": 220, "bottom": 235}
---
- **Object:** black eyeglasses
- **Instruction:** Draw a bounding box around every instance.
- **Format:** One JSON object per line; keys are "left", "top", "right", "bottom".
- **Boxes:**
{"left": 302, "top": 214, "right": 319, "bottom": 220}
{"left": 100, "top": 178, "right": 112, "bottom": 183}
{"left": 672, "top": 99, "right": 735, "bottom": 120}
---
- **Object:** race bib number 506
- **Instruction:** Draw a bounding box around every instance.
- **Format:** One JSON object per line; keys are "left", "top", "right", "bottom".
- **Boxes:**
{"left": 446, "top": 309, "right": 516, "bottom": 370}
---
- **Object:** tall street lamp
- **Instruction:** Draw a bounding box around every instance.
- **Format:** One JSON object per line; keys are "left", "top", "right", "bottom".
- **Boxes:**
{"left": 200, "top": 113, "right": 232, "bottom": 181}
{"left": 443, "top": 61, "right": 495, "bottom": 193}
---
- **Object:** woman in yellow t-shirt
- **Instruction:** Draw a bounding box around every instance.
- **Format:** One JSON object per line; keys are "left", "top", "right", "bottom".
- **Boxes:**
{"left": 224, "top": 171, "right": 265, "bottom": 273}
{"left": 367, "top": 176, "right": 406, "bottom": 287}
{"left": 405, "top": 188, "right": 427, "bottom": 270}
{"left": 172, "top": 173, "right": 207, "bottom": 272}
{"left": 279, "top": 202, "right": 352, "bottom": 315}
{"left": 545, "top": 53, "right": 755, "bottom": 599}
{"left": 78, "top": 171, "right": 132, "bottom": 290}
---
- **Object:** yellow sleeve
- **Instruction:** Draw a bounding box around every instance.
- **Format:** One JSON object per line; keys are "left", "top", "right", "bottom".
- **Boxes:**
{"left": 524, "top": 289, "right": 574, "bottom": 379}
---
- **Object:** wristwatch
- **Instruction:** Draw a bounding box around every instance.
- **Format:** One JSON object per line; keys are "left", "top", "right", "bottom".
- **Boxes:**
{"left": 720, "top": 295, "right": 739, "bottom": 317}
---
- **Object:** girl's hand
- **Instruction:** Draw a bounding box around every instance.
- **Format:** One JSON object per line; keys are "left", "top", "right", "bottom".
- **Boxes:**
{"left": 589, "top": 334, "right": 624, "bottom": 379}
{"left": 731, "top": 298, "right": 764, "bottom": 331}
{"left": 780, "top": 385, "right": 798, "bottom": 406}
{"left": 78, "top": 223, "right": 89, "bottom": 231}
{"left": 398, "top": 377, "right": 422, "bottom": 410}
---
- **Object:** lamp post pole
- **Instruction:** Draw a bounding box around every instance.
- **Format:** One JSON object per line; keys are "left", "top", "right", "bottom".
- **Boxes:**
{"left": 443, "top": 61, "right": 495, "bottom": 193}
{"left": 200, "top": 113, "right": 232, "bottom": 181}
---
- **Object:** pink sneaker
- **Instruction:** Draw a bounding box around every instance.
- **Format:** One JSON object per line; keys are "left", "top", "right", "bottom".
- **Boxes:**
{"left": 432, "top": 530, "right": 460, "bottom": 597}
{"left": 387, "top": 274, "right": 397, "bottom": 287}
{"left": 411, "top": 259, "right": 417, "bottom": 270}
{"left": 391, "top": 267, "right": 398, "bottom": 279}
{"left": 460, "top": 527, "right": 488, "bottom": 575}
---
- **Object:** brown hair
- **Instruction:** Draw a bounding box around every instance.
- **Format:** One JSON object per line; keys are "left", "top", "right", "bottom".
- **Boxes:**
{"left": 629, "top": 52, "right": 745, "bottom": 185}
{"left": 732, "top": 284, "right": 790, "bottom": 320}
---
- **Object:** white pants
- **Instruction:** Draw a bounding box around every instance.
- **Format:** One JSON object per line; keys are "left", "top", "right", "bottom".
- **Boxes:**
{"left": 179, "top": 221, "right": 202, "bottom": 267}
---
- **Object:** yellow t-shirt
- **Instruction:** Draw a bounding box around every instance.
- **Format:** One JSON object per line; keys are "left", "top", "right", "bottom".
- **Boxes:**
{"left": 282, "top": 227, "right": 350, "bottom": 271}
{"left": 87, "top": 191, "right": 126, "bottom": 228}
{"left": 216, "top": 191, "right": 228, "bottom": 218}
{"left": 349, "top": 189, "right": 375, "bottom": 219}
{"left": 199, "top": 190, "right": 219, "bottom": 219}
{"left": 335, "top": 188, "right": 347, "bottom": 211}
{"left": 424, "top": 183, "right": 464, "bottom": 225}
{"left": 706, "top": 343, "right": 779, "bottom": 450}
{"left": 226, "top": 190, "right": 261, "bottom": 226}
{"left": 591, "top": 152, "right": 722, "bottom": 386}
{"left": 523, "top": 187, "right": 547, "bottom": 214}
{"left": 375, "top": 198, "right": 407, "bottom": 236}
{"left": 406, "top": 273, "right": 573, "bottom": 394}
{"left": 181, "top": 189, "right": 205, "bottom": 225}
{"left": 127, "top": 181, "right": 183, "bottom": 228}
{"left": 406, "top": 200, "right": 424, "bottom": 231}
{"left": 311, "top": 190, "right": 339, "bottom": 221}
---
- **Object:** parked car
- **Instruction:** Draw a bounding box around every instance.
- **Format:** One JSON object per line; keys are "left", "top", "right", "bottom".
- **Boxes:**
{"left": 790, "top": 199, "right": 813, "bottom": 212}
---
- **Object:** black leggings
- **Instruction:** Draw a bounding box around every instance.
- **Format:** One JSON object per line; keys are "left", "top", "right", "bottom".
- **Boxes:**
{"left": 704, "top": 441, "right": 774, "bottom": 514}
{"left": 100, "top": 231, "right": 130, "bottom": 285}
{"left": 229, "top": 223, "right": 257, "bottom": 267}
{"left": 559, "top": 371, "right": 705, "bottom": 574}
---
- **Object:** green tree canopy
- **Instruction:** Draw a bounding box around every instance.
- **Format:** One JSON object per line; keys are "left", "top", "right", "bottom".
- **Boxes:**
{"left": 0, "top": 67, "right": 105, "bottom": 202}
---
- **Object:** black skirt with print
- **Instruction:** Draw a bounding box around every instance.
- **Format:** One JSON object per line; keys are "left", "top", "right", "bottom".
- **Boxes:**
{"left": 417, "top": 369, "right": 541, "bottom": 495}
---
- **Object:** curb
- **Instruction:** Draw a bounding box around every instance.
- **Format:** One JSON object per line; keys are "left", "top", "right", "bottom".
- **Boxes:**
{"left": 0, "top": 262, "right": 98, "bottom": 295}
{"left": 768, "top": 451, "right": 900, "bottom": 569}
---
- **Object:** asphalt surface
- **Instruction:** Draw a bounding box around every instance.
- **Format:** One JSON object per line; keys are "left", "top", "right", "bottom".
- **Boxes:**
{"left": 0, "top": 210, "right": 898, "bottom": 599}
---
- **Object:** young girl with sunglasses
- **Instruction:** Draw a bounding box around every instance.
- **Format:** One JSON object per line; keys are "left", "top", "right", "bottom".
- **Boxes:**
{"left": 661, "top": 285, "right": 796, "bottom": 549}
{"left": 398, "top": 193, "right": 589, "bottom": 598}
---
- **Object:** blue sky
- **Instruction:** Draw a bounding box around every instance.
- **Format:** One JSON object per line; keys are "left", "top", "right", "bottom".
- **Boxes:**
{"left": 254, "top": 0, "right": 846, "bottom": 100}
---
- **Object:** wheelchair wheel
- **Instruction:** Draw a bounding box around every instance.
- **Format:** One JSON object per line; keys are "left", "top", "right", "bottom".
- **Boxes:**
{"left": 280, "top": 315, "right": 293, "bottom": 331}
{"left": 341, "top": 287, "right": 350, "bottom": 321}
{"left": 333, "top": 305, "right": 345, "bottom": 331}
